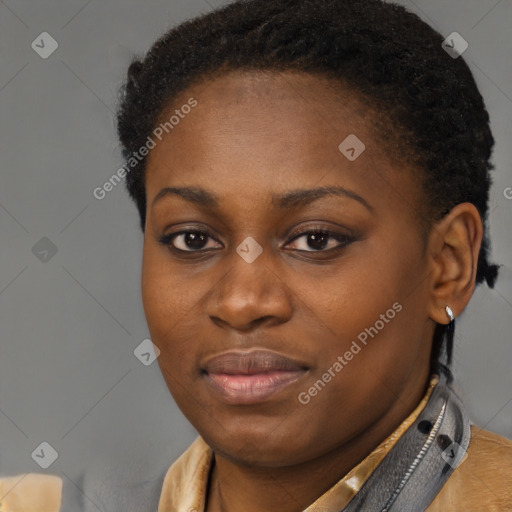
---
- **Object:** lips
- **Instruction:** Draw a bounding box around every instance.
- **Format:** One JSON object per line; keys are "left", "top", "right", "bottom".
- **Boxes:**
{"left": 202, "top": 349, "right": 308, "bottom": 404}
{"left": 203, "top": 349, "right": 306, "bottom": 374}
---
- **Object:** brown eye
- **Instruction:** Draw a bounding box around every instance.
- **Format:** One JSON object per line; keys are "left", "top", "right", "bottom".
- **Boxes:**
{"left": 159, "top": 230, "right": 222, "bottom": 252}
{"left": 286, "top": 229, "right": 354, "bottom": 252}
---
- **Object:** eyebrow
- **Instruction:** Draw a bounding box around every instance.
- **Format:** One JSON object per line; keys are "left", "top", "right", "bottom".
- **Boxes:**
{"left": 151, "top": 185, "right": 374, "bottom": 213}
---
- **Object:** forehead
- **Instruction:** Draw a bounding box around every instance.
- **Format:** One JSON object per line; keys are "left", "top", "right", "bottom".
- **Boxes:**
{"left": 145, "top": 70, "right": 422, "bottom": 218}
{"left": 153, "top": 70, "right": 375, "bottom": 153}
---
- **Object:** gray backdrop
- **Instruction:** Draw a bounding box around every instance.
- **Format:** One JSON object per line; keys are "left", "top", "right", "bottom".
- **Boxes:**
{"left": 1, "top": 0, "right": 511, "bottom": 510}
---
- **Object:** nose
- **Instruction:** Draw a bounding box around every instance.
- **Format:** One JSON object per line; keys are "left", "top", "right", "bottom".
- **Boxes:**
{"left": 205, "top": 246, "right": 293, "bottom": 332}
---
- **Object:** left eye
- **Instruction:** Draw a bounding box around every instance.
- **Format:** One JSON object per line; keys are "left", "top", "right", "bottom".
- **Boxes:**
{"left": 285, "top": 230, "right": 353, "bottom": 252}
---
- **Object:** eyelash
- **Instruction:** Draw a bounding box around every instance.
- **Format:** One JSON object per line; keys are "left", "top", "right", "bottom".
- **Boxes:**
{"left": 158, "top": 227, "right": 355, "bottom": 256}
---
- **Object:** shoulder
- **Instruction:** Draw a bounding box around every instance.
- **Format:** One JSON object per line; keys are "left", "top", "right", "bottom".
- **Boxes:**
{"left": 427, "top": 426, "right": 512, "bottom": 512}
{"left": 467, "top": 426, "right": 512, "bottom": 453}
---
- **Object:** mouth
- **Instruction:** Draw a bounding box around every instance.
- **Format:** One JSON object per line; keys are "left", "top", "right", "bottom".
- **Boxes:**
{"left": 201, "top": 349, "right": 309, "bottom": 405}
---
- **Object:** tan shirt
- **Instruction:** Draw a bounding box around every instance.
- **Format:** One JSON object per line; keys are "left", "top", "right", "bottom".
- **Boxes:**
{"left": 157, "top": 376, "right": 512, "bottom": 511}
{"left": 0, "top": 473, "right": 62, "bottom": 512}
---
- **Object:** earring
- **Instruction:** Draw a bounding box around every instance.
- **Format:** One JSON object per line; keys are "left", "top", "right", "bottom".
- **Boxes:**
{"left": 445, "top": 305, "right": 455, "bottom": 323}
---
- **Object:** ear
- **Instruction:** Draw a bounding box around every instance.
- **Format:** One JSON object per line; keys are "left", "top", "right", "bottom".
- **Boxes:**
{"left": 426, "top": 203, "right": 483, "bottom": 325}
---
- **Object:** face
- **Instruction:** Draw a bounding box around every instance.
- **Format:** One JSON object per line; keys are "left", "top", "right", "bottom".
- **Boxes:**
{"left": 142, "top": 70, "right": 434, "bottom": 467}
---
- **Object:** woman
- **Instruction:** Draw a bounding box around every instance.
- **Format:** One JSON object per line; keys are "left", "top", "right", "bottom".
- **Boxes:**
{"left": 115, "top": 0, "right": 512, "bottom": 510}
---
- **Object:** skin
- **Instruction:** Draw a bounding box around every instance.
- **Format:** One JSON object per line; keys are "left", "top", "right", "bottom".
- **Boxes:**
{"left": 141, "top": 70, "right": 483, "bottom": 512}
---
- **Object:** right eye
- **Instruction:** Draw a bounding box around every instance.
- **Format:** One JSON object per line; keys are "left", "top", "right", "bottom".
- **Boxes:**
{"left": 158, "top": 229, "right": 223, "bottom": 253}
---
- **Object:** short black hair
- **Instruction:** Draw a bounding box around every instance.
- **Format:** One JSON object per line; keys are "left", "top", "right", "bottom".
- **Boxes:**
{"left": 116, "top": 0, "right": 500, "bottom": 372}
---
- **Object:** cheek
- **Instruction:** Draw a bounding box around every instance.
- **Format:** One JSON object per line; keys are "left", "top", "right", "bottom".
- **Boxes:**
{"left": 141, "top": 247, "right": 184, "bottom": 358}
{"left": 315, "top": 234, "right": 414, "bottom": 324}
{"left": 141, "top": 244, "right": 211, "bottom": 376}
{"left": 310, "top": 232, "right": 426, "bottom": 376}
{"left": 141, "top": 240, "right": 188, "bottom": 319}
{"left": 141, "top": 250, "right": 167, "bottom": 333}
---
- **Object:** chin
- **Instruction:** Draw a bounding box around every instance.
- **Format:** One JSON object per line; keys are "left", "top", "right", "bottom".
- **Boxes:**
{"left": 197, "top": 418, "right": 318, "bottom": 468}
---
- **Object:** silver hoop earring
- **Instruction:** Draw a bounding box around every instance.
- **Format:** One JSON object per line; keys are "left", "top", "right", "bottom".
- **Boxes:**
{"left": 445, "top": 305, "right": 455, "bottom": 323}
